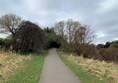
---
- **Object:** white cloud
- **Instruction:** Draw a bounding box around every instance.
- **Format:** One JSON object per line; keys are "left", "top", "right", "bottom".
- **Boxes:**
{"left": 22, "top": 0, "right": 41, "bottom": 13}
{"left": 112, "top": 37, "right": 118, "bottom": 41}
{"left": 97, "top": 0, "right": 118, "bottom": 14}
{"left": 96, "top": 32, "right": 106, "bottom": 39}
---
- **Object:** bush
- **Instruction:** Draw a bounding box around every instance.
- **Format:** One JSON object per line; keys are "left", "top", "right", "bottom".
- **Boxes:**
{"left": 74, "top": 43, "right": 98, "bottom": 59}
{"left": 99, "top": 47, "right": 118, "bottom": 62}
{"left": 0, "top": 39, "right": 6, "bottom": 48}
{"left": 0, "top": 39, "right": 13, "bottom": 50}
{"left": 99, "top": 48, "right": 106, "bottom": 56}
{"left": 14, "top": 21, "right": 45, "bottom": 52}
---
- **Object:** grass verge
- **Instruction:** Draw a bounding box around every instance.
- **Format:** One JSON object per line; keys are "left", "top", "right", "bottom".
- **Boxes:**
{"left": 0, "top": 50, "right": 46, "bottom": 83}
{"left": 59, "top": 51, "right": 118, "bottom": 83}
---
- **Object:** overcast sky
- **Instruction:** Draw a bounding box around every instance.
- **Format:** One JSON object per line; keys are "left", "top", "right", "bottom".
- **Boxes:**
{"left": 0, "top": 0, "right": 118, "bottom": 44}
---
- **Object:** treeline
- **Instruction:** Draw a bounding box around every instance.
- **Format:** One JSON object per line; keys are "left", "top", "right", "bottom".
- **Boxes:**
{"left": 0, "top": 13, "right": 118, "bottom": 62}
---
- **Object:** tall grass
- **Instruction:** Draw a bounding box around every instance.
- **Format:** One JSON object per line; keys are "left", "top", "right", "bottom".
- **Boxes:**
{"left": 0, "top": 50, "right": 46, "bottom": 83}
{"left": 59, "top": 51, "right": 118, "bottom": 83}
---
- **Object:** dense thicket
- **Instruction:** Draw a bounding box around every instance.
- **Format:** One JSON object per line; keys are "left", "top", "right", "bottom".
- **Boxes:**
{"left": 44, "top": 27, "right": 70, "bottom": 51}
{"left": 13, "top": 21, "right": 45, "bottom": 52}
{"left": 98, "top": 41, "right": 118, "bottom": 62}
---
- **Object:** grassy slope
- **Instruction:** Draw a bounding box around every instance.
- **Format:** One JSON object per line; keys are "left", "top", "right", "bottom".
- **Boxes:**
{"left": 0, "top": 51, "right": 46, "bottom": 83}
{"left": 59, "top": 52, "right": 108, "bottom": 83}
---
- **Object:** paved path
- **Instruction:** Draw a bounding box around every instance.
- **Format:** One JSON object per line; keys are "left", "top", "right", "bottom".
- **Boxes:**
{"left": 39, "top": 48, "right": 81, "bottom": 83}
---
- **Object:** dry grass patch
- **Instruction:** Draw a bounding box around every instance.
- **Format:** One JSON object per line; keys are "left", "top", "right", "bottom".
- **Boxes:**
{"left": 0, "top": 51, "right": 32, "bottom": 83}
{"left": 68, "top": 54, "right": 118, "bottom": 83}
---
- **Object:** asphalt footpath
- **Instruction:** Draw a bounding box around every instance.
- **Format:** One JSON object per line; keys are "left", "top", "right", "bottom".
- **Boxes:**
{"left": 39, "top": 48, "right": 81, "bottom": 83}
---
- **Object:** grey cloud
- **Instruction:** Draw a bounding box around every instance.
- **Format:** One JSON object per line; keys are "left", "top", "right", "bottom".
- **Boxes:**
{"left": 0, "top": 0, "right": 118, "bottom": 44}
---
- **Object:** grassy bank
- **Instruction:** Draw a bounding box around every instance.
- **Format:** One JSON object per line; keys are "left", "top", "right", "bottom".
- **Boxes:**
{"left": 0, "top": 50, "right": 46, "bottom": 83}
{"left": 59, "top": 51, "right": 118, "bottom": 83}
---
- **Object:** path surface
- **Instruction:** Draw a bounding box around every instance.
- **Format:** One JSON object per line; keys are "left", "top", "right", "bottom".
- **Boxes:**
{"left": 39, "top": 48, "right": 81, "bottom": 83}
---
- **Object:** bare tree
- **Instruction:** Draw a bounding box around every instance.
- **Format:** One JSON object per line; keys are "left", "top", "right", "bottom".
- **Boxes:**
{"left": 74, "top": 25, "right": 95, "bottom": 44}
{"left": 73, "top": 25, "right": 96, "bottom": 57}
{"left": 66, "top": 19, "right": 80, "bottom": 43}
{"left": 54, "top": 19, "right": 80, "bottom": 43}
{"left": 54, "top": 21, "right": 65, "bottom": 37}
{"left": 53, "top": 19, "right": 96, "bottom": 54}
{"left": 0, "top": 14, "right": 22, "bottom": 36}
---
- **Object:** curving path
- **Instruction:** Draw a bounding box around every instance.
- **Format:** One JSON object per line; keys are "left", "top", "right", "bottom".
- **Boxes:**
{"left": 39, "top": 48, "right": 81, "bottom": 83}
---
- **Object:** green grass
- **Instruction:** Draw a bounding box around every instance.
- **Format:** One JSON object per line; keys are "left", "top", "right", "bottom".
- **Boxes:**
{"left": 59, "top": 52, "right": 106, "bottom": 83}
{"left": 6, "top": 52, "right": 46, "bottom": 83}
